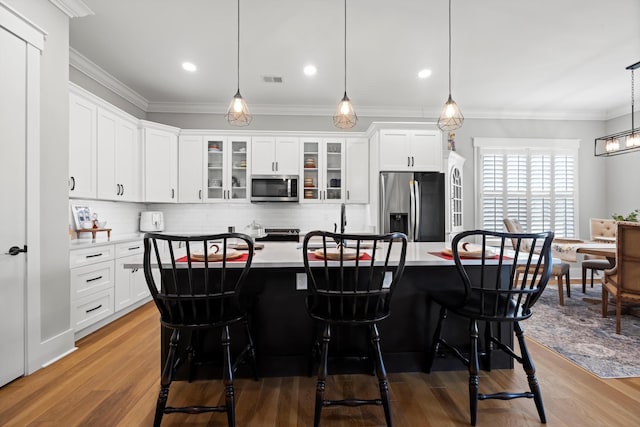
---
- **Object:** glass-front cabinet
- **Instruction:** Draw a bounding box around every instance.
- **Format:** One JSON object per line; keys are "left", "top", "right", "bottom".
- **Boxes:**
{"left": 301, "top": 138, "right": 345, "bottom": 203}
{"left": 205, "top": 136, "right": 250, "bottom": 202}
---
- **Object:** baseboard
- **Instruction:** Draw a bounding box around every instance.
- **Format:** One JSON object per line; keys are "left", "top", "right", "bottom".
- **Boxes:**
{"left": 27, "top": 328, "right": 75, "bottom": 374}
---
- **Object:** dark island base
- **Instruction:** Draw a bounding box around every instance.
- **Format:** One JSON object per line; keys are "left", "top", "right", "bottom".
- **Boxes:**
{"left": 162, "top": 265, "right": 514, "bottom": 380}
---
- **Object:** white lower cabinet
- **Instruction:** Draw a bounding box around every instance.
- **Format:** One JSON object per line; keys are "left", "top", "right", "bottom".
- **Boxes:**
{"left": 70, "top": 239, "right": 149, "bottom": 336}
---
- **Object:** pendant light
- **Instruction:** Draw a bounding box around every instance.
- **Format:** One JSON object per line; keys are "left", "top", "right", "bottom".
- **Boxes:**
{"left": 437, "top": 0, "right": 464, "bottom": 132}
{"left": 333, "top": 0, "right": 357, "bottom": 129}
{"left": 226, "top": 0, "right": 252, "bottom": 126}
{"left": 594, "top": 61, "right": 640, "bottom": 156}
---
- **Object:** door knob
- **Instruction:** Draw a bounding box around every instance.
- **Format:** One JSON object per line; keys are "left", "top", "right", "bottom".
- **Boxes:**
{"left": 6, "top": 245, "right": 27, "bottom": 256}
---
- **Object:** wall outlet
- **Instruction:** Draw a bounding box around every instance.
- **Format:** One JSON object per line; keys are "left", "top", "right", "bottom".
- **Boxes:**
{"left": 296, "top": 273, "right": 307, "bottom": 290}
{"left": 383, "top": 271, "right": 392, "bottom": 288}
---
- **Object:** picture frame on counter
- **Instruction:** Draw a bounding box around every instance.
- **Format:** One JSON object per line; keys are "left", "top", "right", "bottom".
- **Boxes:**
{"left": 71, "top": 204, "right": 92, "bottom": 229}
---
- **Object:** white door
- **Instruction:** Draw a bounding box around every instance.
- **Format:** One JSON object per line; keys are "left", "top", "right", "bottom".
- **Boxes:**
{"left": 69, "top": 92, "right": 97, "bottom": 197}
{"left": 178, "top": 135, "right": 204, "bottom": 203}
{"left": 345, "top": 138, "right": 369, "bottom": 204}
{"left": 0, "top": 26, "right": 27, "bottom": 387}
{"left": 143, "top": 128, "right": 178, "bottom": 202}
{"left": 96, "top": 108, "right": 118, "bottom": 200}
{"left": 379, "top": 131, "right": 412, "bottom": 171}
{"left": 274, "top": 137, "right": 300, "bottom": 175}
{"left": 411, "top": 131, "right": 443, "bottom": 172}
{"left": 116, "top": 118, "right": 139, "bottom": 201}
{"left": 251, "top": 136, "right": 276, "bottom": 174}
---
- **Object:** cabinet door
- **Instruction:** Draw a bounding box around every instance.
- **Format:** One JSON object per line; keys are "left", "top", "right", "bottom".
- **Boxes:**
{"left": 132, "top": 266, "right": 150, "bottom": 302}
{"left": 143, "top": 127, "right": 178, "bottom": 202}
{"left": 345, "top": 138, "right": 369, "bottom": 204}
{"left": 69, "top": 92, "right": 97, "bottom": 198}
{"left": 323, "top": 139, "right": 344, "bottom": 202}
{"left": 379, "top": 130, "right": 412, "bottom": 171}
{"left": 411, "top": 130, "right": 443, "bottom": 172}
{"left": 228, "top": 137, "right": 250, "bottom": 201}
{"left": 115, "top": 118, "right": 139, "bottom": 201}
{"left": 275, "top": 137, "right": 300, "bottom": 175}
{"left": 205, "top": 137, "right": 227, "bottom": 201}
{"left": 96, "top": 108, "right": 118, "bottom": 200}
{"left": 251, "top": 136, "right": 276, "bottom": 174}
{"left": 301, "top": 139, "right": 321, "bottom": 202}
{"left": 178, "top": 135, "right": 204, "bottom": 203}
{"left": 114, "top": 256, "right": 134, "bottom": 311}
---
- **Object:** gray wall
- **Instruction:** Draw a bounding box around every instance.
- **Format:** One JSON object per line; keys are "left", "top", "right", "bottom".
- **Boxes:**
{"left": 5, "top": 0, "right": 71, "bottom": 340}
{"left": 603, "top": 112, "right": 640, "bottom": 217}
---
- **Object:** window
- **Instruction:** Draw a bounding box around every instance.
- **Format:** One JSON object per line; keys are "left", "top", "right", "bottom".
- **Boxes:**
{"left": 474, "top": 138, "right": 579, "bottom": 237}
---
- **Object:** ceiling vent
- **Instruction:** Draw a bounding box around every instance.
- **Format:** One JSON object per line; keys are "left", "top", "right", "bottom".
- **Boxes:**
{"left": 262, "top": 75, "right": 283, "bottom": 83}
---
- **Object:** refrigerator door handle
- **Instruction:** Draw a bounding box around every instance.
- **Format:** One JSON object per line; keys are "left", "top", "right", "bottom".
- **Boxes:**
{"left": 380, "top": 174, "right": 386, "bottom": 233}
{"left": 409, "top": 179, "right": 415, "bottom": 241}
{"left": 414, "top": 180, "right": 421, "bottom": 241}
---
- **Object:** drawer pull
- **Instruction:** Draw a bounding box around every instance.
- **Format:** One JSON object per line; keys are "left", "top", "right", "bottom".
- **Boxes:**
{"left": 86, "top": 304, "right": 103, "bottom": 313}
{"left": 128, "top": 246, "right": 140, "bottom": 251}
{"left": 86, "top": 253, "right": 103, "bottom": 259}
{"left": 86, "top": 275, "right": 103, "bottom": 283}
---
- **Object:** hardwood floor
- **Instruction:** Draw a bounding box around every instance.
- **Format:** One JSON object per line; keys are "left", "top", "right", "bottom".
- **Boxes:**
{"left": 1, "top": 302, "right": 639, "bottom": 426}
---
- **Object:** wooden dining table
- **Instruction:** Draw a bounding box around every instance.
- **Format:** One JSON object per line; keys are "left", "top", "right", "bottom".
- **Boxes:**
{"left": 576, "top": 245, "right": 616, "bottom": 265}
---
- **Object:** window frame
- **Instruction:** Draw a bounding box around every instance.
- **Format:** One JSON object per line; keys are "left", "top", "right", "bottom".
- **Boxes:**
{"left": 473, "top": 138, "right": 580, "bottom": 237}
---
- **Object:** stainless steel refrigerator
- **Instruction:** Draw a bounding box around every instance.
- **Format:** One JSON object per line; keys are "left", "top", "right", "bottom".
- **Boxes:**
{"left": 379, "top": 172, "right": 445, "bottom": 241}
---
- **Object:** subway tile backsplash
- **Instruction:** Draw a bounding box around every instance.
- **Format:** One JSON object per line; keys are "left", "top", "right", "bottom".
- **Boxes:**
{"left": 69, "top": 199, "right": 372, "bottom": 239}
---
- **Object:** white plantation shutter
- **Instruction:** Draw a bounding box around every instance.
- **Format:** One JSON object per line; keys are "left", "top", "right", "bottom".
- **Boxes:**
{"left": 475, "top": 139, "right": 579, "bottom": 238}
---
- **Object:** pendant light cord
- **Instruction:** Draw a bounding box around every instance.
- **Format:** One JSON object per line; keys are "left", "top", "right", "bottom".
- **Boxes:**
{"left": 344, "top": 0, "right": 347, "bottom": 93}
{"left": 448, "top": 0, "right": 452, "bottom": 95}
{"left": 632, "top": 68, "right": 635, "bottom": 133}
{"left": 237, "top": 0, "right": 240, "bottom": 92}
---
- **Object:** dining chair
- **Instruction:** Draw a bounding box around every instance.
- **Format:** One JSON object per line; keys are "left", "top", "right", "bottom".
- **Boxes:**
{"left": 581, "top": 218, "right": 616, "bottom": 292}
{"left": 302, "top": 230, "right": 407, "bottom": 427}
{"left": 143, "top": 232, "right": 258, "bottom": 427}
{"left": 503, "top": 218, "right": 571, "bottom": 305}
{"left": 602, "top": 221, "right": 640, "bottom": 334}
{"left": 426, "top": 229, "right": 554, "bottom": 426}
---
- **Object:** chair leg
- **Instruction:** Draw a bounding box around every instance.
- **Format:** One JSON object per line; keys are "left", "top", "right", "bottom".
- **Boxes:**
{"left": 370, "top": 324, "right": 392, "bottom": 427}
{"left": 426, "top": 306, "right": 447, "bottom": 373}
{"left": 243, "top": 320, "right": 259, "bottom": 381}
{"left": 556, "top": 276, "right": 565, "bottom": 306}
{"left": 222, "top": 326, "right": 235, "bottom": 427}
{"left": 154, "top": 329, "right": 179, "bottom": 427}
{"left": 616, "top": 298, "right": 622, "bottom": 335}
{"left": 314, "top": 323, "right": 331, "bottom": 427}
{"left": 565, "top": 271, "right": 571, "bottom": 299}
{"left": 582, "top": 266, "right": 587, "bottom": 293}
{"left": 483, "top": 321, "right": 493, "bottom": 372}
{"left": 602, "top": 287, "right": 609, "bottom": 318}
{"left": 468, "top": 320, "right": 480, "bottom": 426}
{"left": 514, "top": 322, "right": 546, "bottom": 423}
{"left": 590, "top": 269, "right": 595, "bottom": 288}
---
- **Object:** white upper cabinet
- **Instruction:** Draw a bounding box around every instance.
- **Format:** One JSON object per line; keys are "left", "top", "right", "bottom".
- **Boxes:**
{"left": 178, "top": 135, "right": 204, "bottom": 203}
{"left": 379, "top": 129, "right": 443, "bottom": 172}
{"left": 251, "top": 136, "right": 299, "bottom": 175}
{"left": 69, "top": 91, "right": 97, "bottom": 198}
{"left": 96, "top": 108, "right": 140, "bottom": 201}
{"left": 301, "top": 138, "right": 345, "bottom": 203}
{"left": 204, "top": 136, "right": 250, "bottom": 202}
{"left": 345, "top": 137, "right": 369, "bottom": 204}
{"left": 141, "top": 121, "right": 179, "bottom": 203}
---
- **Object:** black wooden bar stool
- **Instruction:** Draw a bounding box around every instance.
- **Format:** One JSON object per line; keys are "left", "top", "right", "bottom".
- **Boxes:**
{"left": 425, "top": 229, "right": 554, "bottom": 425}
{"left": 143, "top": 232, "right": 258, "bottom": 427}
{"left": 302, "top": 230, "right": 407, "bottom": 427}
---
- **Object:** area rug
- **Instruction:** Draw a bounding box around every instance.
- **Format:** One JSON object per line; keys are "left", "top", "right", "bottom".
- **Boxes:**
{"left": 525, "top": 283, "right": 640, "bottom": 378}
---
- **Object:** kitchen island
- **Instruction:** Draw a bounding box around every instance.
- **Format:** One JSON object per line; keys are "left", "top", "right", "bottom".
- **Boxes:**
{"left": 131, "top": 240, "right": 516, "bottom": 378}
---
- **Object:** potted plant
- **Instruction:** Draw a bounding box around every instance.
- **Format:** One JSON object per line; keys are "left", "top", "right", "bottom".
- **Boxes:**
{"left": 612, "top": 209, "right": 640, "bottom": 222}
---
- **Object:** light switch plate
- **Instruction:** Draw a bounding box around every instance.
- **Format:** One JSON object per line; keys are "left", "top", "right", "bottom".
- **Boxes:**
{"left": 296, "top": 273, "right": 307, "bottom": 290}
{"left": 383, "top": 271, "right": 392, "bottom": 288}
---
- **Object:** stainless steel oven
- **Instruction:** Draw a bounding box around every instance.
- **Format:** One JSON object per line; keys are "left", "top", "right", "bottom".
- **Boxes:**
{"left": 250, "top": 175, "right": 299, "bottom": 202}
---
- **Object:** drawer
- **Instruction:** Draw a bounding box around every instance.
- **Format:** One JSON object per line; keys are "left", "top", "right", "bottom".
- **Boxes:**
{"left": 72, "top": 288, "right": 114, "bottom": 331}
{"left": 70, "top": 245, "right": 115, "bottom": 268}
{"left": 71, "top": 260, "right": 114, "bottom": 301}
{"left": 115, "top": 241, "right": 144, "bottom": 258}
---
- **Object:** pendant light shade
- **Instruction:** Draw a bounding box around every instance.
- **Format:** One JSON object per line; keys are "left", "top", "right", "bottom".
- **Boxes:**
{"left": 333, "top": 0, "right": 357, "bottom": 129}
{"left": 226, "top": 0, "right": 252, "bottom": 126}
{"left": 437, "top": 0, "right": 463, "bottom": 132}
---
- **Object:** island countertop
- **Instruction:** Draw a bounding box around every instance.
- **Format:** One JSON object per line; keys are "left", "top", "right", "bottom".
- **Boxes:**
{"left": 124, "top": 242, "right": 516, "bottom": 268}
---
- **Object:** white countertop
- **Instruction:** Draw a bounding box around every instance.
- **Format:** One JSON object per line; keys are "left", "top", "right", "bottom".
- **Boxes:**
{"left": 69, "top": 233, "right": 145, "bottom": 250}
{"left": 122, "top": 241, "right": 537, "bottom": 269}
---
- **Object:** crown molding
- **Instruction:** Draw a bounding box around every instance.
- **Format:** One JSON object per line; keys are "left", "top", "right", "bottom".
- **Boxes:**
{"left": 69, "top": 47, "right": 149, "bottom": 111}
{"left": 48, "top": 0, "right": 93, "bottom": 18}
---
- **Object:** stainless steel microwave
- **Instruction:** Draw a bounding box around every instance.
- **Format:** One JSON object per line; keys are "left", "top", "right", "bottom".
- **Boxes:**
{"left": 250, "top": 175, "right": 299, "bottom": 202}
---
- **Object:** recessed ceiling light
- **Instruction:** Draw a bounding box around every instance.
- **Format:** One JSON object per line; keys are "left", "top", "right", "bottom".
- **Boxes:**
{"left": 182, "top": 62, "right": 197, "bottom": 72}
{"left": 418, "top": 69, "right": 432, "bottom": 79}
{"left": 304, "top": 65, "right": 317, "bottom": 76}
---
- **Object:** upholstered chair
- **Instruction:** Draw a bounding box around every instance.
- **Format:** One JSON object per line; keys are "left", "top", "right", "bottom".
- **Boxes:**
{"left": 503, "top": 219, "right": 571, "bottom": 305}
{"left": 602, "top": 221, "right": 640, "bottom": 334}
{"left": 582, "top": 218, "right": 616, "bottom": 292}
